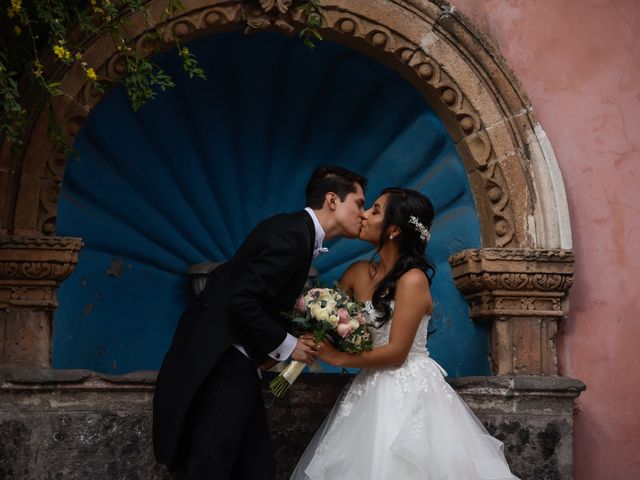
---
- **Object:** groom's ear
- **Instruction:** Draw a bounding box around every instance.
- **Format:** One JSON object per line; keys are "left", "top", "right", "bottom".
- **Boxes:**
{"left": 325, "top": 192, "right": 338, "bottom": 211}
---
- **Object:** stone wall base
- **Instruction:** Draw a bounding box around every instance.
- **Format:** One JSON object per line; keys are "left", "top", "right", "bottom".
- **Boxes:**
{"left": 0, "top": 368, "right": 584, "bottom": 479}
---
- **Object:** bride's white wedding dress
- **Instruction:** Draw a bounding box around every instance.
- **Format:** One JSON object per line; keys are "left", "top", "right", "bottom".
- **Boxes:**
{"left": 291, "top": 301, "right": 519, "bottom": 480}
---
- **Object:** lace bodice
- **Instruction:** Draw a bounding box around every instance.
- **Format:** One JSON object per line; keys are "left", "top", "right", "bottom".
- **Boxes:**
{"left": 328, "top": 300, "right": 449, "bottom": 421}
{"left": 363, "top": 300, "right": 430, "bottom": 354}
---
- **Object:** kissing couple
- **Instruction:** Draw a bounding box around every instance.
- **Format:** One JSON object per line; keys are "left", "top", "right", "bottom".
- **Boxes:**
{"left": 153, "top": 165, "right": 518, "bottom": 479}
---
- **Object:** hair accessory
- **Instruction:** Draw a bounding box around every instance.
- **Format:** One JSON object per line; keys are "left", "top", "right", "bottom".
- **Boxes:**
{"left": 409, "top": 215, "right": 431, "bottom": 242}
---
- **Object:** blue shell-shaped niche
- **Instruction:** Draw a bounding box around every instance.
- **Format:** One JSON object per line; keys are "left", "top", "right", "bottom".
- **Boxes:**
{"left": 54, "top": 31, "right": 488, "bottom": 376}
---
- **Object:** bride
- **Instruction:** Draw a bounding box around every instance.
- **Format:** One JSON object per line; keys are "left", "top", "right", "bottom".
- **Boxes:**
{"left": 291, "top": 187, "right": 519, "bottom": 480}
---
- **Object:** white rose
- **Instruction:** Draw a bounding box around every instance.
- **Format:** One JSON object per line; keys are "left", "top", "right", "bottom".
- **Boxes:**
{"left": 349, "top": 318, "right": 360, "bottom": 330}
{"left": 328, "top": 314, "right": 339, "bottom": 328}
{"left": 319, "top": 289, "right": 333, "bottom": 301}
{"left": 316, "top": 308, "right": 330, "bottom": 322}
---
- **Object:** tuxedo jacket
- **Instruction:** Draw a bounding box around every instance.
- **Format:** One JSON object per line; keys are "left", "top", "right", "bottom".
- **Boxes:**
{"left": 152, "top": 211, "right": 315, "bottom": 468}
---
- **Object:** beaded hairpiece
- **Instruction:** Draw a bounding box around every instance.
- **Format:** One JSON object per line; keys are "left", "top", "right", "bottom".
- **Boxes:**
{"left": 409, "top": 215, "right": 431, "bottom": 242}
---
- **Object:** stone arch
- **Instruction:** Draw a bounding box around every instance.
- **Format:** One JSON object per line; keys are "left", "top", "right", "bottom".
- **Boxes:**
{"left": 3, "top": 0, "right": 570, "bottom": 249}
{"left": 0, "top": 0, "right": 574, "bottom": 375}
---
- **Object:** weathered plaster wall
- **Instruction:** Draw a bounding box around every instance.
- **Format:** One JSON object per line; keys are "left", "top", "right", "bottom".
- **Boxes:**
{"left": 450, "top": 0, "right": 640, "bottom": 478}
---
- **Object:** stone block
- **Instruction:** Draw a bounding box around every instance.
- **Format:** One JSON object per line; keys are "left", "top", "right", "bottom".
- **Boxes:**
{"left": 0, "top": 311, "right": 51, "bottom": 367}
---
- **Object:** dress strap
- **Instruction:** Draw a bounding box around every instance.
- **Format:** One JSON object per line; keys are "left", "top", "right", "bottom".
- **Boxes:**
{"left": 430, "top": 356, "right": 448, "bottom": 377}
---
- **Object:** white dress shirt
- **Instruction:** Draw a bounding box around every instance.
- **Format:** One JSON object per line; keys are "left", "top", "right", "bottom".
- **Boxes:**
{"left": 305, "top": 207, "right": 329, "bottom": 258}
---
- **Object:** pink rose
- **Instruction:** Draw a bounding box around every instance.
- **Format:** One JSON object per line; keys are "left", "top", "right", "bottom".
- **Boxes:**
{"left": 308, "top": 288, "right": 322, "bottom": 297}
{"left": 355, "top": 313, "right": 366, "bottom": 325}
{"left": 337, "top": 308, "right": 350, "bottom": 323}
{"left": 337, "top": 323, "right": 354, "bottom": 338}
{"left": 294, "top": 295, "right": 306, "bottom": 313}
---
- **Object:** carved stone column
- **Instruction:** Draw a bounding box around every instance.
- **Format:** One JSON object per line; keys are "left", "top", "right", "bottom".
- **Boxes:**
{"left": 0, "top": 236, "right": 83, "bottom": 366}
{"left": 449, "top": 248, "right": 574, "bottom": 375}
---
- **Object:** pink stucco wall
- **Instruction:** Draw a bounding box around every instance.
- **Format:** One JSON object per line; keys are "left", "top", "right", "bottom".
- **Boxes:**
{"left": 450, "top": 0, "right": 640, "bottom": 478}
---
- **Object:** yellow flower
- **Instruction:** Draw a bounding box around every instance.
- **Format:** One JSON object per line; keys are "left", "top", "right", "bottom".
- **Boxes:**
{"left": 13, "top": 25, "right": 21, "bottom": 35}
{"left": 53, "top": 45, "right": 71, "bottom": 62}
{"left": 93, "top": 6, "right": 103, "bottom": 14}
{"left": 7, "top": 7, "right": 15, "bottom": 18}
{"left": 75, "top": 52, "right": 83, "bottom": 60}
{"left": 33, "top": 60, "right": 43, "bottom": 78}
{"left": 86, "top": 68, "right": 97, "bottom": 81}
{"left": 11, "top": 0, "right": 21, "bottom": 13}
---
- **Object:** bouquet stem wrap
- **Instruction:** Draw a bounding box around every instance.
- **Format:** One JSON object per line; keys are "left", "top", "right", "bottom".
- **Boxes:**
{"left": 268, "top": 360, "right": 306, "bottom": 397}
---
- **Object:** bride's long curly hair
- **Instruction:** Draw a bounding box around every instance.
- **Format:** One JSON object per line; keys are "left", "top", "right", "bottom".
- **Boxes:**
{"left": 370, "top": 188, "right": 436, "bottom": 325}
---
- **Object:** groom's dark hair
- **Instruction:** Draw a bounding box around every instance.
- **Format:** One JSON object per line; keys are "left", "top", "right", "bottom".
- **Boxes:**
{"left": 305, "top": 165, "right": 367, "bottom": 209}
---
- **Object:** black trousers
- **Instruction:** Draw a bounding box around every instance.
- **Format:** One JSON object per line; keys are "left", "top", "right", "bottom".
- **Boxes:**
{"left": 178, "top": 347, "right": 276, "bottom": 480}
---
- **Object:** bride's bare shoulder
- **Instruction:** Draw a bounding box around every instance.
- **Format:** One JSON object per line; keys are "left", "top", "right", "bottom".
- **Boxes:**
{"left": 339, "top": 261, "right": 370, "bottom": 289}
{"left": 396, "top": 268, "right": 433, "bottom": 313}
{"left": 343, "top": 260, "right": 370, "bottom": 277}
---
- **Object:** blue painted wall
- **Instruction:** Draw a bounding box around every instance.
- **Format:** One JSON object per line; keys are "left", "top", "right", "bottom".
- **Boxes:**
{"left": 54, "top": 32, "right": 488, "bottom": 376}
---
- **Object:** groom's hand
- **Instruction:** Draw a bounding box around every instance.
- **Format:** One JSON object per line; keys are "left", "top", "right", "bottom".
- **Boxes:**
{"left": 291, "top": 337, "right": 319, "bottom": 364}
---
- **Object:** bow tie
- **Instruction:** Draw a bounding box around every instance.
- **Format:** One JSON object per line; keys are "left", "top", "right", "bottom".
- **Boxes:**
{"left": 313, "top": 246, "right": 329, "bottom": 258}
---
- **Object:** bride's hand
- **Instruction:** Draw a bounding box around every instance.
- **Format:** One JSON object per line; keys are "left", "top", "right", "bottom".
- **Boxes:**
{"left": 316, "top": 340, "right": 343, "bottom": 366}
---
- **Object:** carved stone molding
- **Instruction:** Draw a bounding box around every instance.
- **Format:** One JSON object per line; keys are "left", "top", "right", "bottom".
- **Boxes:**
{"left": 449, "top": 248, "right": 574, "bottom": 375}
{"left": 450, "top": 248, "right": 574, "bottom": 319}
{"left": 0, "top": 236, "right": 83, "bottom": 309}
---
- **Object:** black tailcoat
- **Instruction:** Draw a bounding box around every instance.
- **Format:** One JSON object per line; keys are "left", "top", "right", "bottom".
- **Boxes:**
{"left": 153, "top": 211, "right": 315, "bottom": 468}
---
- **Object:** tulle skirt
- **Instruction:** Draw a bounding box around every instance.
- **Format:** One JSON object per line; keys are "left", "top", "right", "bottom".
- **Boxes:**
{"left": 291, "top": 353, "right": 519, "bottom": 480}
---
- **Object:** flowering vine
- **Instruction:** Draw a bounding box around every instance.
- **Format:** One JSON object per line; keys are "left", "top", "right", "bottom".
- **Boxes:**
{"left": 0, "top": 0, "right": 204, "bottom": 154}
{"left": 0, "top": 0, "right": 322, "bottom": 156}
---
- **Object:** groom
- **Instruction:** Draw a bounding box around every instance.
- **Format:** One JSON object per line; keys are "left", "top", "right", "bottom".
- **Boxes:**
{"left": 153, "top": 165, "right": 367, "bottom": 479}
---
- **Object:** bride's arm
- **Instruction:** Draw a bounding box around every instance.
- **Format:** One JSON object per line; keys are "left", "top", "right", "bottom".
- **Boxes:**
{"left": 318, "top": 268, "right": 432, "bottom": 369}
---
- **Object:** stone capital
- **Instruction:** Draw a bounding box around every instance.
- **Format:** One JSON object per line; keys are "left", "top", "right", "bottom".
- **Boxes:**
{"left": 0, "top": 235, "right": 83, "bottom": 309}
{"left": 449, "top": 248, "right": 574, "bottom": 320}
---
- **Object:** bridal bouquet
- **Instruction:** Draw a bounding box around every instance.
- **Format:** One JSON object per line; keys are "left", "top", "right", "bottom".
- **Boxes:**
{"left": 269, "top": 286, "right": 373, "bottom": 397}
